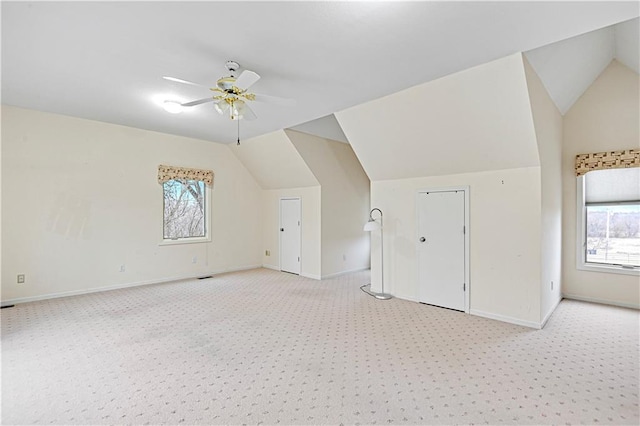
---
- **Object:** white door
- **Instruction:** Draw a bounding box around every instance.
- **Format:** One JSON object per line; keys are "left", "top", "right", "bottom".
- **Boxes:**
{"left": 280, "top": 198, "right": 301, "bottom": 274}
{"left": 417, "top": 190, "right": 466, "bottom": 311}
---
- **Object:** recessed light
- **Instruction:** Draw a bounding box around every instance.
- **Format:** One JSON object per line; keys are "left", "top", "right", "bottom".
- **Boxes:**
{"left": 163, "top": 100, "right": 183, "bottom": 114}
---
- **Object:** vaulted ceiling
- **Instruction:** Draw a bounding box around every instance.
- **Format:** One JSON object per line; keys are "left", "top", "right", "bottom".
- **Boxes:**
{"left": 525, "top": 17, "right": 639, "bottom": 115}
{"left": 2, "top": 2, "right": 637, "bottom": 144}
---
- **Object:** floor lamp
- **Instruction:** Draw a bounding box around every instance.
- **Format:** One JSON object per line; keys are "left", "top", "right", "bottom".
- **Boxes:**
{"left": 364, "top": 208, "right": 392, "bottom": 300}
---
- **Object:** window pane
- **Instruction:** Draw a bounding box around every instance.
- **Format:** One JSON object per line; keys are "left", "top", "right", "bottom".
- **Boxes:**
{"left": 163, "top": 179, "right": 206, "bottom": 239}
{"left": 586, "top": 204, "right": 640, "bottom": 267}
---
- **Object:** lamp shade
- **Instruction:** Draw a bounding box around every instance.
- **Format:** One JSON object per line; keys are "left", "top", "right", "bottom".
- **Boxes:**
{"left": 363, "top": 220, "right": 381, "bottom": 232}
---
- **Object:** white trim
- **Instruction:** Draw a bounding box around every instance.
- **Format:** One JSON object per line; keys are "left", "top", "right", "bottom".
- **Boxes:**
{"left": 301, "top": 273, "right": 321, "bottom": 280}
{"left": 391, "top": 293, "right": 420, "bottom": 304}
{"left": 575, "top": 176, "right": 639, "bottom": 276}
{"left": 541, "top": 296, "right": 563, "bottom": 329}
{"left": 158, "top": 236, "right": 211, "bottom": 246}
{"left": 470, "top": 309, "right": 541, "bottom": 329}
{"left": 1, "top": 264, "right": 262, "bottom": 306}
{"left": 562, "top": 293, "right": 640, "bottom": 310}
{"left": 262, "top": 264, "right": 279, "bottom": 271}
{"left": 321, "top": 267, "right": 369, "bottom": 280}
{"left": 416, "top": 186, "right": 470, "bottom": 313}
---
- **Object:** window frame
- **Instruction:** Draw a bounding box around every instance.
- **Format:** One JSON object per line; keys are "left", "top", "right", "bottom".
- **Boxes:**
{"left": 576, "top": 175, "right": 639, "bottom": 276}
{"left": 159, "top": 178, "right": 212, "bottom": 246}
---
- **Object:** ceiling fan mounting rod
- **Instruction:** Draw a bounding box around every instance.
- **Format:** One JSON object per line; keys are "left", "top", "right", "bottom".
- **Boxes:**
{"left": 225, "top": 61, "right": 240, "bottom": 76}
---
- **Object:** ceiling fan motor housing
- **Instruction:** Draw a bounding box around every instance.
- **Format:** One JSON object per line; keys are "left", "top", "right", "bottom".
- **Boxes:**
{"left": 216, "top": 61, "right": 241, "bottom": 92}
{"left": 217, "top": 77, "right": 237, "bottom": 92}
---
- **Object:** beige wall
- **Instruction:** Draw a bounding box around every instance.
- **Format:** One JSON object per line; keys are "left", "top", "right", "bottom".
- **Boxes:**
{"left": 562, "top": 60, "right": 640, "bottom": 307}
{"left": 523, "top": 58, "right": 564, "bottom": 323}
{"left": 340, "top": 53, "right": 546, "bottom": 327}
{"left": 229, "top": 130, "right": 319, "bottom": 189}
{"left": 261, "top": 186, "right": 322, "bottom": 279}
{"left": 1, "top": 106, "right": 263, "bottom": 302}
{"left": 336, "top": 53, "right": 540, "bottom": 181}
{"left": 372, "top": 167, "right": 543, "bottom": 327}
{"left": 286, "top": 130, "right": 370, "bottom": 278}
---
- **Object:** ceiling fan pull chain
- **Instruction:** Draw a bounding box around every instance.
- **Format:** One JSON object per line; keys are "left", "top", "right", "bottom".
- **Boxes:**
{"left": 237, "top": 116, "right": 241, "bottom": 145}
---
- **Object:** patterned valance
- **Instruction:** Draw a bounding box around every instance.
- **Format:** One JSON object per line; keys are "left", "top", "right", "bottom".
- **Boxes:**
{"left": 157, "top": 165, "right": 214, "bottom": 186}
{"left": 575, "top": 149, "right": 640, "bottom": 176}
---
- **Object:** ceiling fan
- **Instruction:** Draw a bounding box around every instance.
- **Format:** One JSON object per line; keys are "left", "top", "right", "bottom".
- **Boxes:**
{"left": 163, "top": 61, "right": 295, "bottom": 122}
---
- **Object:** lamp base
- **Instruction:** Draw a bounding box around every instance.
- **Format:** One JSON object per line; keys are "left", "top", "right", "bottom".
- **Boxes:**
{"left": 374, "top": 292, "right": 393, "bottom": 300}
{"left": 360, "top": 283, "right": 393, "bottom": 300}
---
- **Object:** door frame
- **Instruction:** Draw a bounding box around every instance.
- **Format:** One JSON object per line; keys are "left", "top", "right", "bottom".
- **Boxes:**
{"left": 279, "top": 197, "right": 302, "bottom": 274}
{"left": 416, "top": 186, "right": 470, "bottom": 313}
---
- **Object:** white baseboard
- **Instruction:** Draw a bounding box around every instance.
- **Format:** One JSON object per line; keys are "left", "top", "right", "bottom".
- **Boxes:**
{"left": 321, "top": 267, "right": 369, "bottom": 280}
{"left": 470, "top": 309, "right": 541, "bottom": 329}
{"left": 1, "top": 264, "right": 262, "bottom": 306}
{"left": 390, "top": 293, "right": 419, "bottom": 303}
{"left": 562, "top": 293, "right": 639, "bottom": 310}
{"left": 540, "top": 296, "right": 563, "bottom": 328}
{"left": 301, "top": 273, "right": 321, "bottom": 280}
{"left": 261, "top": 264, "right": 321, "bottom": 280}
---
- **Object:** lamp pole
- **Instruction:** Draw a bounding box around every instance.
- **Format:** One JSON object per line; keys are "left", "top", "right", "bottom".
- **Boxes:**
{"left": 368, "top": 208, "right": 391, "bottom": 300}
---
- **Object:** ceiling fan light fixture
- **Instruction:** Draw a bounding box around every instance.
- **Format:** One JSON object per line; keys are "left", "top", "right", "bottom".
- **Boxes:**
{"left": 214, "top": 99, "right": 230, "bottom": 115}
{"left": 232, "top": 99, "right": 246, "bottom": 119}
{"left": 162, "top": 100, "right": 183, "bottom": 114}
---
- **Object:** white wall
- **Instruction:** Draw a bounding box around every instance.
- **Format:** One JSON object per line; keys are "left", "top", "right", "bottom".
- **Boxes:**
{"left": 1, "top": 106, "right": 263, "bottom": 302}
{"left": 523, "top": 59, "right": 564, "bottom": 324}
{"left": 262, "top": 186, "right": 322, "bottom": 279}
{"left": 286, "top": 130, "right": 370, "bottom": 278}
{"left": 562, "top": 60, "right": 640, "bottom": 307}
{"left": 372, "top": 168, "right": 542, "bottom": 326}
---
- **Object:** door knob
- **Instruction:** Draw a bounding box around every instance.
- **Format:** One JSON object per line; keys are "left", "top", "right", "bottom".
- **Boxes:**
{"left": 419, "top": 237, "right": 426, "bottom": 242}
{"left": 280, "top": 228, "right": 284, "bottom": 232}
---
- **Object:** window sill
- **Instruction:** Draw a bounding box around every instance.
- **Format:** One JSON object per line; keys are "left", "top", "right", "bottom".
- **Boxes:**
{"left": 577, "top": 262, "right": 639, "bottom": 276}
{"left": 159, "top": 237, "right": 211, "bottom": 246}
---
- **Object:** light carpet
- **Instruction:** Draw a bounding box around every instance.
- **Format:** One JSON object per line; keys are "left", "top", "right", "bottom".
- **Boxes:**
{"left": 1, "top": 268, "right": 638, "bottom": 425}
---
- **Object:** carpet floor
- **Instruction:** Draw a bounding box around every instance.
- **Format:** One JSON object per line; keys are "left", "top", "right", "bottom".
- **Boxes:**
{"left": 1, "top": 268, "right": 638, "bottom": 425}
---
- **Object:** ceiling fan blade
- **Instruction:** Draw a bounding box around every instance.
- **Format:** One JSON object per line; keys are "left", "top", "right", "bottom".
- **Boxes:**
{"left": 181, "top": 98, "right": 214, "bottom": 107}
{"left": 234, "top": 70, "right": 260, "bottom": 90}
{"left": 240, "top": 103, "right": 257, "bottom": 121}
{"left": 252, "top": 93, "right": 296, "bottom": 107}
{"left": 163, "top": 76, "right": 208, "bottom": 87}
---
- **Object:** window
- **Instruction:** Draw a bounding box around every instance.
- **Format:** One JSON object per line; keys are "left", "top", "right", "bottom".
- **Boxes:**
{"left": 577, "top": 167, "right": 639, "bottom": 274}
{"left": 162, "top": 179, "right": 210, "bottom": 243}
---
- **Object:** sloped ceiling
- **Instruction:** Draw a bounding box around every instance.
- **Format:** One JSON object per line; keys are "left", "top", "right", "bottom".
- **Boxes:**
{"left": 2, "top": 2, "right": 637, "bottom": 144}
{"left": 289, "top": 115, "right": 349, "bottom": 144}
{"left": 525, "top": 18, "right": 639, "bottom": 115}
{"left": 229, "top": 131, "right": 318, "bottom": 190}
{"left": 335, "top": 54, "right": 539, "bottom": 182}
{"left": 615, "top": 18, "right": 640, "bottom": 74}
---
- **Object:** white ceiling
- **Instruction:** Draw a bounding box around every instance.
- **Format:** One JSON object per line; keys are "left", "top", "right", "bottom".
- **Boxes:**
{"left": 2, "top": 2, "right": 638, "bottom": 144}
{"left": 525, "top": 18, "right": 639, "bottom": 115}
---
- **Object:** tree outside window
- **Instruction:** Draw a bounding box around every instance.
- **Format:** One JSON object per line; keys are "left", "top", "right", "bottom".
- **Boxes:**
{"left": 163, "top": 179, "right": 206, "bottom": 240}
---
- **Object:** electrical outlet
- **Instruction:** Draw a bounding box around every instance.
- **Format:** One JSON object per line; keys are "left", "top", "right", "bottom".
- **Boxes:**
{"left": 551, "top": 281, "right": 554, "bottom": 290}
{"left": 17, "top": 274, "right": 25, "bottom": 284}
{"left": 265, "top": 250, "right": 270, "bottom": 256}
{"left": 343, "top": 254, "right": 347, "bottom": 261}
{"left": 119, "top": 265, "right": 126, "bottom": 272}
{"left": 192, "top": 256, "right": 198, "bottom": 264}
